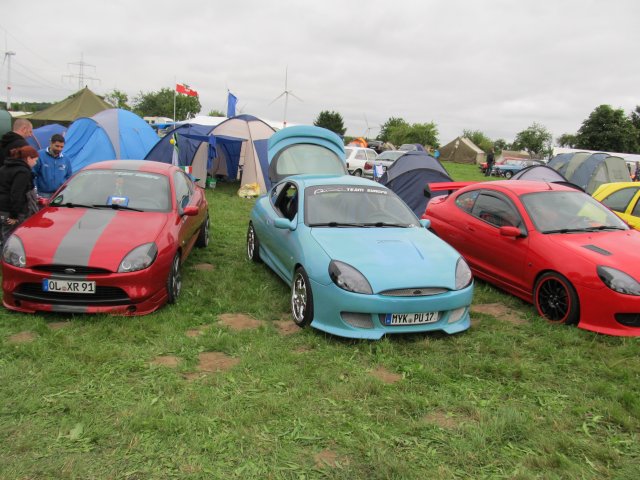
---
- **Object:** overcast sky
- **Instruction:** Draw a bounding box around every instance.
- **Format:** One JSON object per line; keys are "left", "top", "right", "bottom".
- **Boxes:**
{"left": 2, "top": 0, "right": 639, "bottom": 144}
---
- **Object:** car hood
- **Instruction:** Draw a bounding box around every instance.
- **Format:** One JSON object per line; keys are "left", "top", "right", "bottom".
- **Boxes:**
{"left": 310, "top": 227, "right": 463, "bottom": 291}
{"left": 547, "top": 229, "right": 640, "bottom": 272}
{"left": 17, "top": 207, "right": 169, "bottom": 270}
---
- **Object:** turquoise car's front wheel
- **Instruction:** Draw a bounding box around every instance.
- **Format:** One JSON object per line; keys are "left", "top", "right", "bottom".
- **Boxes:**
{"left": 292, "top": 267, "right": 314, "bottom": 327}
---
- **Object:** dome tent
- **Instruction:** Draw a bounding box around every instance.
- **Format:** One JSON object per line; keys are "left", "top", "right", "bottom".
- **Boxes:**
{"left": 63, "top": 109, "right": 159, "bottom": 172}
{"left": 27, "top": 123, "right": 67, "bottom": 149}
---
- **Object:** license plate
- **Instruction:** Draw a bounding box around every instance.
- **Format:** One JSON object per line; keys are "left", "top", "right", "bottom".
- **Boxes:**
{"left": 42, "top": 279, "right": 96, "bottom": 294}
{"left": 384, "top": 311, "right": 439, "bottom": 325}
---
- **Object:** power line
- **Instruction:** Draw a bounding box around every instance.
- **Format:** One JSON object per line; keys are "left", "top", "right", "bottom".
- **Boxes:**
{"left": 63, "top": 53, "right": 100, "bottom": 90}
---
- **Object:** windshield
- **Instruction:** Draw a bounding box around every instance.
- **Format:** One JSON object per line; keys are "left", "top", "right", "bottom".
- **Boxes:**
{"left": 273, "top": 144, "right": 347, "bottom": 179}
{"left": 50, "top": 169, "right": 171, "bottom": 212}
{"left": 305, "top": 184, "right": 420, "bottom": 227}
{"left": 378, "top": 151, "right": 404, "bottom": 161}
{"left": 522, "top": 190, "right": 628, "bottom": 233}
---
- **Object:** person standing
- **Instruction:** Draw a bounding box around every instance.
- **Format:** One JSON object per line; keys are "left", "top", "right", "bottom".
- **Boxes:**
{"left": 485, "top": 148, "right": 495, "bottom": 176}
{"left": 33, "top": 134, "right": 71, "bottom": 198}
{"left": 0, "top": 145, "right": 40, "bottom": 245}
{"left": 0, "top": 118, "right": 33, "bottom": 168}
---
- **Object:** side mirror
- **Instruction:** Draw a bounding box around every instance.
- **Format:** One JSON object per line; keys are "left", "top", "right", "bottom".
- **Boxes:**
{"left": 499, "top": 226, "right": 524, "bottom": 238}
{"left": 419, "top": 218, "right": 431, "bottom": 229}
{"left": 37, "top": 197, "right": 50, "bottom": 207}
{"left": 274, "top": 217, "right": 295, "bottom": 230}
{"left": 182, "top": 205, "right": 199, "bottom": 217}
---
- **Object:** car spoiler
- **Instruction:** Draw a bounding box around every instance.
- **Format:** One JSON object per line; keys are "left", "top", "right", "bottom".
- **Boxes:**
{"left": 424, "top": 181, "right": 477, "bottom": 198}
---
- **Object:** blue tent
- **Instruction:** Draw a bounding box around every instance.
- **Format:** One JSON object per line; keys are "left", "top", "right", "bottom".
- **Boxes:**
{"left": 27, "top": 123, "right": 67, "bottom": 149}
{"left": 63, "top": 109, "right": 158, "bottom": 172}
{"left": 379, "top": 151, "right": 452, "bottom": 215}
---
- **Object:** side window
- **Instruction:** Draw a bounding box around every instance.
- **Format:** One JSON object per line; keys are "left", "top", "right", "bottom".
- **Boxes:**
{"left": 366, "top": 150, "right": 377, "bottom": 161}
{"left": 270, "top": 182, "right": 286, "bottom": 207}
{"left": 274, "top": 183, "right": 299, "bottom": 221}
{"left": 174, "top": 171, "right": 191, "bottom": 210}
{"left": 601, "top": 187, "right": 639, "bottom": 213}
{"left": 355, "top": 150, "right": 367, "bottom": 160}
{"left": 455, "top": 191, "right": 480, "bottom": 213}
{"left": 631, "top": 197, "right": 640, "bottom": 217}
{"left": 472, "top": 193, "right": 521, "bottom": 228}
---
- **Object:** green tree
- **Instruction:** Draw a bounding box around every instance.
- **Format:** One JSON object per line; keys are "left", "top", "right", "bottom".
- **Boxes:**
{"left": 132, "top": 88, "right": 201, "bottom": 121}
{"left": 313, "top": 110, "right": 346, "bottom": 136}
{"left": 556, "top": 133, "right": 578, "bottom": 148}
{"left": 462, "top": 129, "right": 493, "bottom": 152}
{"left": 512, "top": 122, "right": 553, "bottom": 158}
{"left": 388, "top": 122, "right": 439, "bottom": 148}
{"left": 493, "top": 138, "right": 509, "bottom": 152}
{"left": 575, "top": 104, "right": 639, "bottom": 153}
{"left": 105, "top": 89, "right": 131, "bottom": 110}
{"left": 208, "top": 109, "right": 226, "bottom": 117}
{"left": 377, "top": 117, "right": 408, "bottom": 143}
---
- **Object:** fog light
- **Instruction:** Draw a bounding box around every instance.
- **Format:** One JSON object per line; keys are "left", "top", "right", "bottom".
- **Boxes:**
{"left": 341, "top": 312, "right": 374, "bottom": 329}
{"left": 448, "top": 307, "right": 467, "bottom": 324}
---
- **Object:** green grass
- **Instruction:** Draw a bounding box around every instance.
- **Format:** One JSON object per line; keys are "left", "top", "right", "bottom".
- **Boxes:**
{"left": 1, "top": 162, "right": 638, "bottom": 479}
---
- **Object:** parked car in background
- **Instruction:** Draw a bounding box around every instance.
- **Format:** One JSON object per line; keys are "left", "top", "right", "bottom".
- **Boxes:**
{"left": 247, "top": 174, "right": 473, "bottom": 339}
{"left": 363, "top": 150, "right": 405, "bottom": 179}
{"left": 592, "top": 182, "right": 640, "bottom": 230}
{"left": 493, "top": 159, "right": 544, "bottom": 178}
{"left": 2, "top": 160, "right": 209, "bottom": 315}
{"left": 423, "top": 179, "right": 640, "bottom": 337}
{"left": 344, "top": 146, "right": 377, "bottom": 176}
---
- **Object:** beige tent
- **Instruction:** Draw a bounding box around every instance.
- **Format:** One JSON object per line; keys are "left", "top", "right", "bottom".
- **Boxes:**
{"left": 439, "top": 136, "right": 486, "bottom": 164}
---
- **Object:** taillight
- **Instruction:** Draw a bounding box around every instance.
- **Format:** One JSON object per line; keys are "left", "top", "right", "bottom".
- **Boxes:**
{"left": 364, "top": 162, "right": 373, "bottom": 170}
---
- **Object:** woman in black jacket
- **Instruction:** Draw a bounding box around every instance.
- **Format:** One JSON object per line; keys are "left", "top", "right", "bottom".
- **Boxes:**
{"left": 0, "top": 145, "right": 39, "bottom": 245}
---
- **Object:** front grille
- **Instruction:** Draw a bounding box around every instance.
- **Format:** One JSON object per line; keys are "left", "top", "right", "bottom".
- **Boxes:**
{"left": 615, "top": 313, "right": 640, "bottom": 327}
{"left": 341, "top": 312, "right": 374, "bottom": 329}
{"left": 380, "top": 287, "right": 448, "bottom": 297}
{"left": 33, "top": 265, "right": 112, "bottom": 275}
{"left": 15, "top": 283, "right": 130, "bottom": 306}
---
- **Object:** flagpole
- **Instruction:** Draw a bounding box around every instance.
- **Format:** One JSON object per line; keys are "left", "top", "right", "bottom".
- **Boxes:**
{"left": 173, "top": 76, "right": 176, "bottom": 122}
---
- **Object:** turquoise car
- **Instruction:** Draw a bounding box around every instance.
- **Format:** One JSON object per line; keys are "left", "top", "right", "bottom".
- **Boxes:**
{"left": 247, "top": 127, "right": 473, "bottom": 339}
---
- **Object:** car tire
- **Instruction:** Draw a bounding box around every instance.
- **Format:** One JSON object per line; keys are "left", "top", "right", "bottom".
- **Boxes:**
{"left": 195, "top": 213, "right": 209, "bottom": 248}
{"left": 166, "top": 253, "right": 182, "bottom": 304}
{"left": 353, "top": 169, "right": 362, "bottom": 177}
{"left": 291, "top": 267, "right": 313, "bottom": 327}
{"left": 247, "top": 222, "right": 262, "bottom": 263}
{"left": 534, "top": 272, "right": 579, "bottom": 325}
{"left": 504, "top": 171, "right": 513, "bottom": 179}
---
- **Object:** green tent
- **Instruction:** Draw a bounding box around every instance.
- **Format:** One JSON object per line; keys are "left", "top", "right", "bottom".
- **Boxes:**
{"left": 0, "top": 109, "right": 11, "bottom": 136}
{"left": 25, "top": 87, "right": 111, "bottom": 125}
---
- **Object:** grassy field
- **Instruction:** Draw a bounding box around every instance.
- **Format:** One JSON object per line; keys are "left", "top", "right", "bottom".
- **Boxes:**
{"left": 0, "top": 162, "right": 638, "bottom": 479}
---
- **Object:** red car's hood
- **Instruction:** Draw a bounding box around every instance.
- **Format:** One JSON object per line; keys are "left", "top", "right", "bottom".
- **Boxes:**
{"left": 548, "top": 229, "right": 640, "bottom": 272}
{"left": 16, "top": 207, "right": 169, "bottom": 271}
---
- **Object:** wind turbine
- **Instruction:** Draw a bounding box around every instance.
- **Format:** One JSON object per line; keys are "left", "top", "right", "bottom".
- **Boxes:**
{"left": 269, "top": 67, "right": 302, "bottom": 128}
{"left": 3, "top": 50, "right": 15, "bottom": 110}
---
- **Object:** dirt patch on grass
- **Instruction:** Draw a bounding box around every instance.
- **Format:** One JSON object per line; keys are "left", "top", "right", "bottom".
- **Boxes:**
{"left": 150, "top": 355, "right": 181, "bottom": 368}
{"left": 294, "top": 346, "right": 312, "bottom": 354}
{"left": 423, "top": 411, "right": 460, "bottom": 429}
{"left": 186, "top": 324, "right": 212, "bottom": 337}
{"left": 194, "top": 263, "right": 215, "bottom": 271}
{"left": 47, "top": 321, "right": 71, "bottom": 330}
{"left": 370, "top": 366, "right": 402, "bottom": 384}
{"left": 471, "top": 303, "right": 527, "bottom": 325}
{"left": 314, "top": 449, "right": 349, "bottom": 468}
{"left": 7, "top": 331, "right": 37, "bottom": 343}
{"left": 273, "top": 319, "right": 301, "bottom": 336}
{"left": 184, "top": 351, "right": 240, "bottom": 381}
{"left": 218, "top": 313, "right": 264, "bottom": 330}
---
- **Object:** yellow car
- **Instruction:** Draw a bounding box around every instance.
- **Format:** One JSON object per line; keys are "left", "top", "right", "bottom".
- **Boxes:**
{"left": 592, "top": 182, "right": 640, "bottom": 230}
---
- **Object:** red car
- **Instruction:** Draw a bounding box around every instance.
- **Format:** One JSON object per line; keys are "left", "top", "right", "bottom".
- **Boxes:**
{"left": 423, "top": 180, "right": 640, "bottom": 336}
{"left": 2, "top": 160, "right": 209, "bottom": 315}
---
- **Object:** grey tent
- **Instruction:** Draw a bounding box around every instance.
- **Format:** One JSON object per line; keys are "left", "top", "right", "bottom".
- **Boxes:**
{"left": 511, "top": 164, "right": 582, "bottom": 190}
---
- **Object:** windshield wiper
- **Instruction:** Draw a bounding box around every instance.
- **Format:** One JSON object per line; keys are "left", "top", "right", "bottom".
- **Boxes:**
{"left": 92, "top": 204, "right": 143, "bottom": 212}
{"left": 308, "top": 222, "right": 367, "bottom": 227}
{"left": 361, "top": 222, "right": 410, "bottom": 228}
{"left": 544, "top": 225, "right": 627, "bottom": 234}
{"left": 57, "top": 202, "right": 98, "bottom": 209}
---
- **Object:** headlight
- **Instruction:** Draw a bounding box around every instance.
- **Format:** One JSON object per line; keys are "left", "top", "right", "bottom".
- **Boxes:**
{"left": 455, "top": 257, "right": 473, "bottom": 290}
{"left": 2, "top": 235, "right": 26, "bottom": 268}
{"left": 329, "top": 260, "right": 373, "bottom": 294}
{"left": 597, "top": 266, "right": 640, "bottom": 296}
{"left": 118, "top": 243, "right": 158, "bottom": 273}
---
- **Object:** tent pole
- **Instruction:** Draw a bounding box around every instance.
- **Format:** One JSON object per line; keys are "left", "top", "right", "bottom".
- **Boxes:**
{"left": 173, "top": 77, "right": 176, "bottom": 122}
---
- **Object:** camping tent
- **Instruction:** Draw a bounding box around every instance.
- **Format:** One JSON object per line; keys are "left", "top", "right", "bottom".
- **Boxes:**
{"left": 27, "top": 123, "right": 67, "bottom": 149}
{"left": 511, "top": 164, "right": 582, "bottom": 190}
{"left": 24, "top": 87, "right": 111, "bottom": 125}
{"left": 439, "top": 136, "right": 486, "bottom": 164}
{"left": 379, "top": 151, "right": 453, "bottom": 215}
{"left": 145, "top": 114, "right": 276, "bottom": 191}
{"left": 63, "top": 109, "right": 158, "bottom": 172}
{"left": 548, "top": 151, "right": 631, "bottom": 194}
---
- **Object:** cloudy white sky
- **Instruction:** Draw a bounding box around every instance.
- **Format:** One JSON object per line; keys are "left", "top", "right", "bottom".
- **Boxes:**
{"left": 2, "top": 0, "right": 639, "bottom": 144}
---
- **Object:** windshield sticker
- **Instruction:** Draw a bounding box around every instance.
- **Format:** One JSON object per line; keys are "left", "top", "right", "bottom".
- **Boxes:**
{"left": 310, "top": 186, "right": 388, "bottom": 196}
{"left": 107, "top": 195, "right": 129, "bottom": 206}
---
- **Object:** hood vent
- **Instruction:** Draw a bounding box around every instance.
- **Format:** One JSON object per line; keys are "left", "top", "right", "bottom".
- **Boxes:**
{"left": 582, "top": 244, "right": 612, "bottom": 256}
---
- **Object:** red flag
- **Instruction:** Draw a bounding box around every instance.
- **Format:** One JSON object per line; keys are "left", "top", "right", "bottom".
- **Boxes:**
{"left": 176, "top": 83, "right": 198, "bottom": 97}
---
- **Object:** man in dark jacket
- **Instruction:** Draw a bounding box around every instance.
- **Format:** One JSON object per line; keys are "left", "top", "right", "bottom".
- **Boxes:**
{"left": 0, "top": 118, "right": 33, "bottom": 168}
